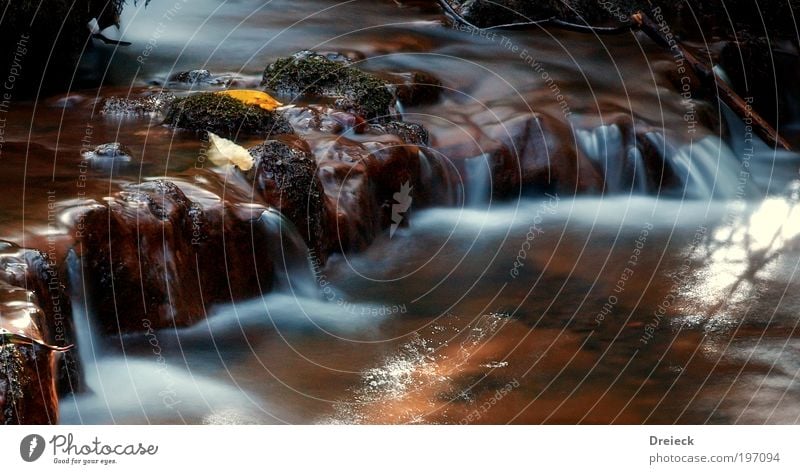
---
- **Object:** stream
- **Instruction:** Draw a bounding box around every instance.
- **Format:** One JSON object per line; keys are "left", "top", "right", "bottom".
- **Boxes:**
{"left": 2, "top": 0, "right": 799, "bottom": 424}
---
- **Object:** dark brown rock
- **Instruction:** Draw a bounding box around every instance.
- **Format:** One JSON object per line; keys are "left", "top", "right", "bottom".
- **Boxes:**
{"left": 247, "top": 140, "right": 331, "bottom": 258}
{"left": 71, "top": 180, "right": 275, "bottom": 334}
{"left": 0, "top": 242, "right": 80, "bottom": 396}
{"left": 0, "top": 338, "right": 59, "bottom": 424}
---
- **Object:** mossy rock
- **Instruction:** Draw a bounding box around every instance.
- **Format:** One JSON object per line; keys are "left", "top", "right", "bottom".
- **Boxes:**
{"left": 163, "top": 92, "right": 293, "bottom": 138}
{"left": 262, "top": 51, "right": 396, "bottom": 122}
{"left": 371, "top": 121, "right": 429, "bottom": 145}
{"left": 246, "top": 141, "right": 328, "bottom": 255}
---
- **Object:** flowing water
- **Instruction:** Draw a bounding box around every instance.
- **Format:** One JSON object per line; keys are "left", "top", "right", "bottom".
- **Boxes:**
{"left": 1, "top": 0, "right": 799, "bottom": 423}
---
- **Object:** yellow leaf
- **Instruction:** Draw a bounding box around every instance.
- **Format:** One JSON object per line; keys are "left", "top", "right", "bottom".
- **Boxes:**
{"left": 216, "top": 89, "right": 283, "bottom": 111}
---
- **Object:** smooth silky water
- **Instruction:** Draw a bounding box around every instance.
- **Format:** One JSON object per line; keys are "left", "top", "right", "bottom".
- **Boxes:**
{"left": 0, "top": 0, "right": 797, "bottom": 423}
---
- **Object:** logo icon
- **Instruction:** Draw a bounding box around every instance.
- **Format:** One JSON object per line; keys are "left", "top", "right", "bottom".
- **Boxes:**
{"left": 20, "top": 434, "right": 45, "bottom": 462}
{"left": 390, "top": 181, "right": 413, "bottom": 238}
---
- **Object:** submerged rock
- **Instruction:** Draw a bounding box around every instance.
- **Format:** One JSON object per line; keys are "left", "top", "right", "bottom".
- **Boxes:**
{"left": 271, "top": 105, "right": 440, "bottom": 252}
{"left": 163, "top": 92, "right": 293, "bottom": 138}
{"left": 263, "top": 51, "right": 396, "bottom": 121}
{"left": 166, "top": 69, "right": 243, "bottom": 88}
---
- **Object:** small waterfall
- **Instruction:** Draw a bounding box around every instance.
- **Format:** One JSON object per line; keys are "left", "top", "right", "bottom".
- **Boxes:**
{"left": 646, "top": 132, "right": 750, "bottom": 199}
{"left": 66, "top": 249, "right": 104, "bottom": 371}
{"left": 576, "top": 124, "right": 625, "bottom": 192}
{"left": 62, "top": 250, "right": 271, "bottom": 424}
{"left": 464, "top": 153, "right": 492, "bottom": 208}
{"left": 419, "top": 149, "right": 458, "bottom": 206}
{"left": 418, "top": 149, "right": 433, "bottom": 186}
{"left": 258, "top": 209, "right": 319, "bottom": 299}
{"left": 627, "top": 146, "right": 649, "bottom": 193}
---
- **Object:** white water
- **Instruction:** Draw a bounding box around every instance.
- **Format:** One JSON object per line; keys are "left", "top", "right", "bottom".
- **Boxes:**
{"left": 573, "top": 121, "right": 754, "bottom": 199}
{"left": 258, "top": 209, "right": 319, "bottom": 299}
{"left": 576, "top": 124, "right": 625, "bottom": 193}
{"left": 464, "top": 153, "right": 492, "bottom": 208}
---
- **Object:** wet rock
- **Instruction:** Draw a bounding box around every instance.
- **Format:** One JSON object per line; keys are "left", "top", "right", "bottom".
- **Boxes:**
{"left": 71, "top": 180, "right": 276, "bottom": 334}
{"left": 0, "top": 242, "right": 80, "bottom": 396}
{"left": 246, "top": 140, "right": 330, "bottom": 257}
{"left": 311, "top": 50, "right": 364, "bottom": 64}
{"left": 391, "top": 71, "right": 442, "bottom": 107}
{"left": 312, "top": 134, "right": 425, "bottom": 252}
{"left": 437, "top": 112, "right": 701, "bottom": 198}
{"left": 101, "top": 92, "right": 176, "bottom": 116}
{"left": 263, "top": 51, "right": 396, "bottom": 122}
{"left": 273, "top": 105, "right": 438, "bottom": 251}
{"left": 163, "top": 92, "right": 293, "bottom": 139}
{"left": 169, "top": 69, "right": 213, "bottom": 84}
{"left": 82, "top": 142, "right": 135, "bottom": 168}
{"left": 0, "top": 336, "right": 59, "bottom": 424}
{"left": 317, "top": 158, "right": 383, "bottom": 253}
{"left": 370, "top": 121, "right": 429, "bottom": 145}
{"left": 167, "top": 69, "right": 240, "bottom": 88}
{"left": 0, "top": 240, "right": 79, "bottom": 424}
{"left": 283, "top": 105, "right": 369, "bottom": 135}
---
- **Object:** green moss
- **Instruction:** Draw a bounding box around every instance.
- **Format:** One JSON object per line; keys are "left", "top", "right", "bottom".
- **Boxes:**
{"left": 246, "top": 141, "right": 327, "bottom": 252}
{"left": 163, "top": 93, "right": 293, "bottom": 138}
{"left": 262, "top": 51, "right": 395, "bottom": 122}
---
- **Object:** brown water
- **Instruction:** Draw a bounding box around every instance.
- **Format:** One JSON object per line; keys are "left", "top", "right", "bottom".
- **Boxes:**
{"left": 1, "top": 0, "right": 798, "bottom": 424}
